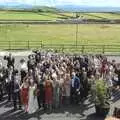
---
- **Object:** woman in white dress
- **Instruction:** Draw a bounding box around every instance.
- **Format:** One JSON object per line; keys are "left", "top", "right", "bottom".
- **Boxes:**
{"left": 27, "top": 78, "right": 38, "bottom": 114}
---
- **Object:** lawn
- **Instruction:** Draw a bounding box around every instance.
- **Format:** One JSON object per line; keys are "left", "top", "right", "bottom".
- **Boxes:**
{"left": 0, "top": 24, "right": 120, "bottom": 53}
{"left": 0, "top": 11, "right": 64, "bottom": 20}
{"left": 70, "top": 13, "right": 120, "bottom": 19}
{"left": 87, "top": 13, "right": 120, "bottom": 19}
{"left": 0, "top": 11, "right": 120, "bottom": 20}
{"left": 0, "top": 11, "right": 120, "bottom": 53}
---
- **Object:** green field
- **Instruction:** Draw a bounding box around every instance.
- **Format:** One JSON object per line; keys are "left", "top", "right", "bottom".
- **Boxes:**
{"left": 0, "top": 11, "right": 65, "bottom": 20}
{"left": 81, "top": 13, "right": 120, "bottom": 19}
{"left": 0, "top": 10, "right": 120, "bottom": 53}
{"left": 1, "top": 24, "right": 120, "bottom": 44}
{"left": 0, "top": 11, "right": 120, "bottom": 20}
{"left": 62, "top": 13, "right": 120, "bottom": 19}
{"left": 0, "top": 24, "right": 120, "bottom": 53}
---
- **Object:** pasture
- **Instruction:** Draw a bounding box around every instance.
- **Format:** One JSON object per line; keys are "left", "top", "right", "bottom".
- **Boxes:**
{"left": 0, "top": 11, "right": 63, "bottom": 20}
{"left": 0, "top": 24, "right": 120, "bottom": 53}
{"left": 0, "top": 11, "right": 120, "bottom": 53}
{"left": 0, "top": 11, "right": 120, "bottom": 20}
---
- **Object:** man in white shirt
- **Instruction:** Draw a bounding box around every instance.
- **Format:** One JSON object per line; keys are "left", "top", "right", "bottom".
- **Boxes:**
{"left": 20, "top": 59, "right": 28, "bottom": 83}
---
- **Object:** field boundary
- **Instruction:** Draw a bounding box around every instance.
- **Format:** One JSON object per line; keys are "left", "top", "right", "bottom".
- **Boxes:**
{"left": 0, "top": 19, "right": 120, "bottom": 24}
{"left": 0, "top": 40, "right": 120, "bottom": 54}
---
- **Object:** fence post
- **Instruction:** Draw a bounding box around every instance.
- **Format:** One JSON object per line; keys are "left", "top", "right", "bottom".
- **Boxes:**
{"left": 28, "top": 40, "right": 30, "bottom": 49}
{"left": 42, "top": 44, "right": 44, "bottom": 49}
{"left": 9, "top": 41, "right": 11, "bottom": 50}
{"left": 102, "top": 45, "right": 105, "bottom": 54}
{"left": 62, "top": 44, "right": 64, "bottom": 53}
{"left": 41, "top": 41, "right": 43, "bottom": 48}
{"left": 82, "top": 45, "right": 84, "bottom": 54}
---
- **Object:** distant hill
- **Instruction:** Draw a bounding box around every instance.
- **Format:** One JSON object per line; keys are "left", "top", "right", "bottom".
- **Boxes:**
{"left": 0, "top": 2, "right": 33, "bottom": 10}
{"left": 0, "top": 2, "right": 60, "bottom": 12}
{"left": 56, "top": 5, "right": 120, "bottom": 12}
{"left": 33, "top": 6, "right": 60, "bottom": 13}
{"left": 0, "top": 2, "right": 120, "bottom": 12}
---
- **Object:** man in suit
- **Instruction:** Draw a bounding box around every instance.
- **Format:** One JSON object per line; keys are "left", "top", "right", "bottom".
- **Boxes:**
{"left": 11, "top": 70, "right": 21, "bottom": 110}
{"left": 71, "top": 72, "right": 81, "bottom": 104}
{"left": 4, "top": 53, "right": 15, "bottom": 70}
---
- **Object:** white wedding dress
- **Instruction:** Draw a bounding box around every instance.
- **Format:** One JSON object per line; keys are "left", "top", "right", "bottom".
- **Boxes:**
{"left": 28, "top": 85, "right": 38, "bottom": 114}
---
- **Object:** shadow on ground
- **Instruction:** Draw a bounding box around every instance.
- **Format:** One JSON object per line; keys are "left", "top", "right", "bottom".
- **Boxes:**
{"left": 0, "top": 100, "right": 105, "bottom": 120}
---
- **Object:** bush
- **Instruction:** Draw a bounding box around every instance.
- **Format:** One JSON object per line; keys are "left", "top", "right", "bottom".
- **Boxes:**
{"left": 95, "top": 79, "right": 108, "bottom": 107}
{"left": 94, "top": 79, "right": 110, "bottom": 116}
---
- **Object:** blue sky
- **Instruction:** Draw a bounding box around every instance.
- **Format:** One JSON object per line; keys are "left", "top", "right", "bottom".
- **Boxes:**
{"left": 0, "top": 0, "right": 120, "bottom": 7}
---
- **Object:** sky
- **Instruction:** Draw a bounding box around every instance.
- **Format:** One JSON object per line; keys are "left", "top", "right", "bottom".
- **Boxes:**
{"left": 0, "top": 0, "right": 120, "bottom": 7}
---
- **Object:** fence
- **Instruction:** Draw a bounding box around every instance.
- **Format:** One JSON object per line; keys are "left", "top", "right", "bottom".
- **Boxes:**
{"left": 0, "top": 40, "right": 42, "bottom": 50}
{"left": 0, "top": 40, "right": 120, "bottom": 54}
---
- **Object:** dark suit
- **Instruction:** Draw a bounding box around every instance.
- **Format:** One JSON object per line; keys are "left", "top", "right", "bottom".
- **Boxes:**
{"left": 11, "top": 78, "right": 21, "bottom": 110}
{"left": 6, "top": 57, "right": 15, "bottom": 69}
{"left": 37, "top": 82, "right": 45, "bottom": 109}
{"left": 71, "top": 76, "right": 81, "bottom": 104}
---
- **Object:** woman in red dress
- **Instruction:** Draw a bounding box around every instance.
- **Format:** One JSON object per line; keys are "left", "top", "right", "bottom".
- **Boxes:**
{"left": 20, "top": 77, "right": 29, "bottom": 112}
{"left": 101, "top": 58, "right": 108, "bottom": 78}
{"left": 44, "top": 76, "right": 53, "bottom": 111}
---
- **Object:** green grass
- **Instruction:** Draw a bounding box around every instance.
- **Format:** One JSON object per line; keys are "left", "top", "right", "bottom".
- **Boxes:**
{"left": 0, "top": 11, "right": 64, "bottom": 20}
{"left": 61, "top": 13, "right": 120, "bottom": 19}
{"left": 0, "top": 11, "right": 120, "bottom": 53}
{"left": 87, "top": 13, "right": 120, "bottom": 19}
{"left": 0, "top": 24, "right": 120, "bottom": 53}
{"left": 0, "top": 11, "right": 120, "bottom": 20}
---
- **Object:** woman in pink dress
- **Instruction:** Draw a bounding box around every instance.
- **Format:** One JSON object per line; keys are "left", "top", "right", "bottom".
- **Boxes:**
{"left": 20, "top": 77, "right": 29, "bottom": 112}
{"left": 63, "top": 74, "right": 71, "bottom": 105}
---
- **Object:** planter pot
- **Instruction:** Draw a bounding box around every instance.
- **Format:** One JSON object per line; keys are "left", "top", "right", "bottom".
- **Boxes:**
{"left": 95, "top": 105, "right": 110, "bottom": 116}
{"left": 95, "top": 105, "right": 101, "bottom": 115}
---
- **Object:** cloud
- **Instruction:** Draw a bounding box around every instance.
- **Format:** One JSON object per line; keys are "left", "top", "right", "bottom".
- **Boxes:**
{"left": 0, "top": 0, "right": 120, "bottom": 7}
{"left": 55, "top": 0, "right": 120, "bottom": 7}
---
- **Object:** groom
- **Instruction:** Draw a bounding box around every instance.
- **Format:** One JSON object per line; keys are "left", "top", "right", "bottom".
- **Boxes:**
{"left": 11, "top": 70, "right": 21, "bottom": 110}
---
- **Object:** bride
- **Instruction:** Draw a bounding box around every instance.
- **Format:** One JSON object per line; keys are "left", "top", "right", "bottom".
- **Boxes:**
{"left": 28, "top": 78, "right": 38, "bottom": 114}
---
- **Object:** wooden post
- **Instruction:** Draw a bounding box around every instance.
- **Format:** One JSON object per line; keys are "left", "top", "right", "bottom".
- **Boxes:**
{"left": 41, "top": 41, "right": 43, "bottom": 48}
{"left": 82, "top": 45, "right": 84, "bottom": 54}
{"left": 28, "top": 40, "right": 30, "bottom": 49}
{"left": 9, "top": 41, "right": 11, "bottom": 50}
{"left": 62, "top": 44, "right": 64, "bottom": 53}
{"left": 76, "top": 23, "right": 78, "bottom": 48}
{"left": 102, "top": 45, "right": 105, "bottom": 54}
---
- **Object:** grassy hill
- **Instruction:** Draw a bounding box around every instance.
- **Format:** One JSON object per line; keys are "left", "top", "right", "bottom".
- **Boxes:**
{"left": 0, "top": 11, "right": 62, "bottom": 20}
{"left": 0, "top": 10, "right": 120, "bottom": 20}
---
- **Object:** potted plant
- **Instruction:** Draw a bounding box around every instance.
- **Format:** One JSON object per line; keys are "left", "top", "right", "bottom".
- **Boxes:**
{"left": 94, "top": 79, "right": 110, "bottom": 116}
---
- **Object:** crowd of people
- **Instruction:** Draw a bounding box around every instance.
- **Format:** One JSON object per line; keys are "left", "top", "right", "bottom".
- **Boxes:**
{"left": 0, "top": 51, "right": 120, "bottom": 115}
